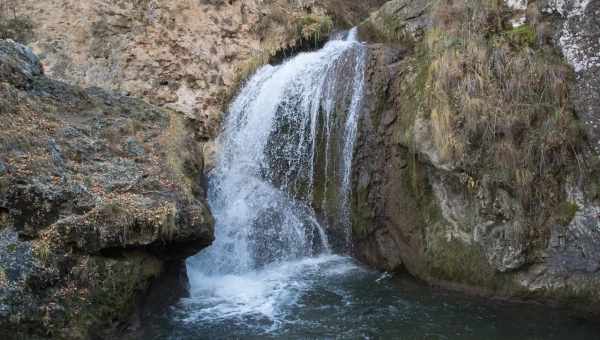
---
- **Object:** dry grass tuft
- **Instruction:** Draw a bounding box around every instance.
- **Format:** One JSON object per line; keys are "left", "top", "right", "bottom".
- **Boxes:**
{"left": 230, "top": 13, "right": 334, "bottom": 102}
{"left": 0, "top": 265, "right": 6, "bottom": 287}
{"left": 419, "top": 0, "right": 584, "bottom": 213}
{"left": 296, "top": 14, "right": 334, "bottom": 42}
{"left": 33, "top": 236, "right": 53, "bottom": 264}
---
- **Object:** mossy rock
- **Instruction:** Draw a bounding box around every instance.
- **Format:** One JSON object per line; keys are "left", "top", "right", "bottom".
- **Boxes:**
{"left": 65, "top": 253, "right": 163, "bottom": 339}
{"left": 0, "top": 16, "right": 34, "bottom": 44}
{"left": 556, "top": 201, "right": 579, "bottom": 226}
{"left": 501, "top": 24, "right": 537, "bottom": 48}
{"left": 427, "top": 236, "right": 496, "bottom": 287}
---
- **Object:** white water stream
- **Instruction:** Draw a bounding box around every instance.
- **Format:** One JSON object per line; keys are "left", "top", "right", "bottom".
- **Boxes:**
{"left": 185, "top": 29, "right": 367, "bottom": 326}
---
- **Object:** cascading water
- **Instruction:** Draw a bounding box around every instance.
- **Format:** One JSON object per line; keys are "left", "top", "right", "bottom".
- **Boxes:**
{"left": 184, "top": 29, "right": 367, "bottom": 327}
{"left": 148, "top": 28, "right": 600, "bottom": 340}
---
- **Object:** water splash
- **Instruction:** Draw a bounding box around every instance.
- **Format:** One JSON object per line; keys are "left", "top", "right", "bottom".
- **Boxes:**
{"left": 186, "top": 29, "right": 367, "bottom": 324}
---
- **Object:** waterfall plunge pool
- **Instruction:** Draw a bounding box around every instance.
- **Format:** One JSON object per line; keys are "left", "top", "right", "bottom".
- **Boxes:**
{"left": 143, "top": 255, "right": 599, "bottom": 339}
{"left": 143, "top": 29, "right": 599, "bottom": 339}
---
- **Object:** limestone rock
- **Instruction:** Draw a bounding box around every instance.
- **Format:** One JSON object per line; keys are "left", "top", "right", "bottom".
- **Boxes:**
{"left": 14, "top": 0, "right": 386, "bottom": 140}
{"left": 0, "top": 40, "right": 214, "bottom": 339}
{"left": 547, "top": 0, "right": 600, "bottom": 155}
{"left": 358, "top": 0, "right": 433, "bottom": 43}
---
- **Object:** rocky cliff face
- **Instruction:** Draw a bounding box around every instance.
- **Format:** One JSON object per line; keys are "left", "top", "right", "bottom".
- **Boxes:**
{"left": 351, "top": 0, "right": 600, "bottom": 315}
{"left": 0, "top": 40, "right": 213, "bottom": 339}
{"left": 13, "top": 0, "right": 385, "bottom": 142}
{"left": 541, "top": 0, "right": 600, "bottom": 154}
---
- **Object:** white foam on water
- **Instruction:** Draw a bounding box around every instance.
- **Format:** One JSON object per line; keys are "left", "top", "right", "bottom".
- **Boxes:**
{"left": 183, "top": 255, "right": 359, "bottom": 328}
{"left": 185, "top": 29, "right": 367, "bottom": 330}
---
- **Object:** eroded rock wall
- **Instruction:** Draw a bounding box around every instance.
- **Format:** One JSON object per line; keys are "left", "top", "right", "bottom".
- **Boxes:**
{"left": 352, "top": 0, "right": 600, "bottom": 315}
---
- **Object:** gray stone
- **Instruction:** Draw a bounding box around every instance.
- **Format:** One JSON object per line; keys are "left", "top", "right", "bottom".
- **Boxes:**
{"left": 125, "top": 136, "right": 145, "bottom": 157}
{"left": 542, "top": 0, "right": 600, "bottom": 155}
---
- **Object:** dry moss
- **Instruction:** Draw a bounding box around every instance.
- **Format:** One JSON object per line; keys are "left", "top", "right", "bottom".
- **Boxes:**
{"left": 0, "top": 16, "right": 34, "bottom": 43}
{"left": 161, "top": 112, "right": 198, "bottom": 201}
{"left": 420, "top": 0, "right": 583, "bottom": 215}
{"left": 91, "top": 199, "right": 182, "bottom": 245}
{"left": 0, "top": 265, "right": 6, "bottom": 287}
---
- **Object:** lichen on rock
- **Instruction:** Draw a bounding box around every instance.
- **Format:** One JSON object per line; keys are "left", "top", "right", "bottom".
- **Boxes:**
{"left": 0, "top": 39, "right": 213, "bottom": 339}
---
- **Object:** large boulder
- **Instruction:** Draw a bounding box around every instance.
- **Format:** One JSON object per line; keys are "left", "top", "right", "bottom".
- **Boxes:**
{"left": 0, "top": 40, "right": 214, "bottom": 339}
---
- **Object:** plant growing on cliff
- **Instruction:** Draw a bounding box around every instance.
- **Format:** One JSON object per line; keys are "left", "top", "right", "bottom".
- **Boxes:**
{"left": 33, "top": 237, "right": 52, "bottom": 264}
{"left": 502, "top": 24, "right": 536, "bottom": 48}
{"left": 0, "top": 265, "right": 7, "bottom": 287}
{"left": 0, "top": 0, "right": 33, "bottom": 43}
{"left": 228, "top": 12, "right": 334, "bottom": 104}
{"left": 369, "top": 0, "right": 590, "bottom": 269}
{"left": 296, "top": 14, "right": 334, "bottom": 43}
{"left": 421, "top": 0, "right": 583, "bottom": 210}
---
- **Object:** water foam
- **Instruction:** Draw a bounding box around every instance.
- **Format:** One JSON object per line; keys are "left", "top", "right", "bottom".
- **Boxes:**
{"left": 185, "top": 28, "right": 367, "bottom": 329}
{"left": 184, "top": 255, "right": 356, "bottom": 327}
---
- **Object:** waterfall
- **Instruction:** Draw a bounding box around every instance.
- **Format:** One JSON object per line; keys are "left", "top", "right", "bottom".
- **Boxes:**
{"left": 185, "top": 28, "right": 367, "bottom": 324}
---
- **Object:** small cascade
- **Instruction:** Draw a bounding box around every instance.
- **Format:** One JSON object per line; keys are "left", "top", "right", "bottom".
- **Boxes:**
{"left": 185, "top": 28, "right": 367, "bottom": 323}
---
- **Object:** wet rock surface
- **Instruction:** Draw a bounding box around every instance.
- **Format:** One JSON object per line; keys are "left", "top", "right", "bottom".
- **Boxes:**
{"left": 0, "top": 40, "right": 214, "bottom": 339}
